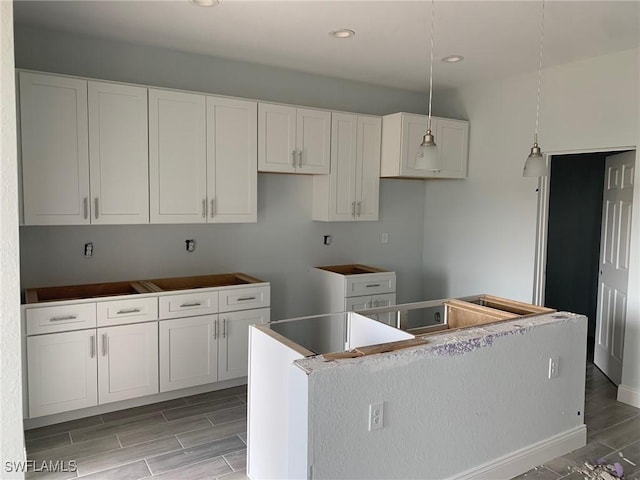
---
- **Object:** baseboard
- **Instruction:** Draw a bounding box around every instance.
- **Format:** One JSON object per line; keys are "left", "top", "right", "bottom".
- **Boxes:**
{"left": 618, "top": 384, "right": 640, "bottom": 408}
{"left": 448, "top": 425, "right": 586, "bottom": 480}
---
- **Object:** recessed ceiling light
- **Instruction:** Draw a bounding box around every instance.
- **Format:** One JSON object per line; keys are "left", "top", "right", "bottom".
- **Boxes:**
{"left": 190, "top": 0, "right": 219, "bottom": 6}
{"left": 441, "top": 55, "right": 464, "bottom": 63}
{"left": 329, "top": 29, "right": 356, "bottom": 39}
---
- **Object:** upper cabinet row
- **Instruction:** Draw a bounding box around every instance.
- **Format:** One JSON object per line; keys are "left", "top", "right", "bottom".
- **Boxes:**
{"left": 18, "top": 71, "right": 469, "bottom": 226}
{"left": 19, "top": 72, "right": 257, "bottom": 225}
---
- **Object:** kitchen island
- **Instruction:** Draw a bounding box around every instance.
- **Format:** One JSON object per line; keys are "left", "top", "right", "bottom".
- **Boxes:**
{"left": 247, "top": 297, "right": 587, "bottom": 480}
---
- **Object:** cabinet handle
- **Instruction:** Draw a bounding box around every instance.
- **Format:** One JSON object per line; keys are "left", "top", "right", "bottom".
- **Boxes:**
{"left": 180, "top": 302, "right": 202, "bottom": 308}
{"left": 202, "top": 199, "right": 206, "bottom": 218}
{"left": 222, "top": 318, "right": 227, "bottom": 339}
{"left": 214, "top": 319, "right": 218, "bottom": 340}
{"left": 356, "top": 201, "right": 362, "bottom": 216}
{"left": 116, "top": 308, "right": 141, "bottom": 315}
{"left": 210, "top": 199, "right": 215, "bottom": 218}
{"left": 102, "top": 334, "right": 108, "bottom": 356}
{"left": 291, "top": 150, "right": 297, "bottom": 167}
{"left": 237, "top": 296, "right": 256, "bottom": 302}
{"left": 90, "top": 335, "right": 95, "bottom": 358}
{"left": 94, "top": 198, "right": 99, "bottom": 219}
{"left": 297, "top": 150, "right": 303, "bottom": 168}
{"left": 50, "top": 315, "right": 77, "bottom": 322}
{"left": 366, "top": 284, "right": 381, "bottom": 288}
{"left": 351, "top": 201, "right": 356, "bottom": 216}
{"left": 83, "top": 197, "right": 88, "bottom": 220}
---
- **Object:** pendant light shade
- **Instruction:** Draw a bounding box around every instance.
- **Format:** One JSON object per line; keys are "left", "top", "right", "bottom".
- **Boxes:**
{"left": 415, "top": 130, "right": 439, "bottom": 170}
{"left": 523, "top": 0, "right": 548, "bottom": 177}
{"left": 415, "top": 0, "right": 440, "bottom": 172}
{"left": 523, "top": 139, "right": 546, "bottom": 177}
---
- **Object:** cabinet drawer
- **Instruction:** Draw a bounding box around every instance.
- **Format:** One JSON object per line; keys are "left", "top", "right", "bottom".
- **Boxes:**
{"left": 345, "top": 274, "right": 396, "bottom": 297}
{"left": 97, "top": 297, "right": 158, "bottom": 327}
{"left": 219, "top": 285, "right": 270, "bottom": 313}
{"left": 159, "top": 291, "right": 219, "bottom": 319}
{"left": 26, "top": 303, "right": 97, "bottom": 335}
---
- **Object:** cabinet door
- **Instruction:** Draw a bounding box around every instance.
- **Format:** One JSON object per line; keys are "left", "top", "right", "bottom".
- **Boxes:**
{"left": 400, "top": 113, "right": 429, "bottom": 177}
{"left": 345, "top": 295, "right": 371, "bottom": 312}
{"left": 434, "top": 118, "right": 469, "bottom": 178}
{"left": 355, "top": 116, "right": 381, "bottom": 221}
{"left": 296, "top": 108, "right": 331, "bottom": 174}
{"left": 97, "top": 322, "right": 158, "bottom": 404}
{"left": 149, "top": 89, "right": 207, "bottom": 223}
{"left": 258, "top": 103, "right": 296, "bottom": 173}
{"left": 19, "top": 72, "right": 90, "bottom": 225}
{"left": 88, "top": 81, "right": 149, "bottom": 224}
{"left": 159, "top": 315, "right": 218, "bottom": 392}
{"left": 207, "top": 97, "right": 257, "bottom": 223}
{"left": 328, "top": 112, "right": 358, "bottom": 221}
{"left": 27, "top": 330, "right": 97, "bottom": 417}
{"left": 218, "top": 308, "right": 270, "bottom": 381}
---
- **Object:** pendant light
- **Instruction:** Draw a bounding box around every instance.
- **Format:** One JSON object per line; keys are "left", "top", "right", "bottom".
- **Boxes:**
{"left": 415, "top": 0, "right": 440, "bottom": 171}
{"left": 523, "top": 0, "right": 548, "bottom": 177}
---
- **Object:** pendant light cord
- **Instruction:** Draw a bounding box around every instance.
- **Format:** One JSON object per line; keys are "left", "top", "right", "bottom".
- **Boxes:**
{"left": 427, "top": 0, "right": 434, "bottom": 132}
{"left": 534, "top": 0, "right": 545, "bottom": 144}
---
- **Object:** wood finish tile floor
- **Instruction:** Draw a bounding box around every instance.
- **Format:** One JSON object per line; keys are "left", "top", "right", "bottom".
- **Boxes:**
{"left": 24, "top": 386, "right": 249, "bottom": 479}
{"left": 24, "top": 364, "right": 640, "bottom": 480}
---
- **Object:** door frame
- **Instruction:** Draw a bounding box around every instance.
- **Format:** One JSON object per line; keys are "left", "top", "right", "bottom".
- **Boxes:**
{"left": 532, "top": 145, "right": 635, "bottom": 306}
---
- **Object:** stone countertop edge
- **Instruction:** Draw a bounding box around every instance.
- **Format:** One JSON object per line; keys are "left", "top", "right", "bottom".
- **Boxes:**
{"left": 293, "top": 312, "right": 586, "bottom": 374}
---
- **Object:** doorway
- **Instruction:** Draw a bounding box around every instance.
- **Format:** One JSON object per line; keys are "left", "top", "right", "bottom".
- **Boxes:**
{"left": 535, "top": 149, "right": 635, "bottom": 385}
{"left": 544, "top": 153, "right": 606, "bottom": 361}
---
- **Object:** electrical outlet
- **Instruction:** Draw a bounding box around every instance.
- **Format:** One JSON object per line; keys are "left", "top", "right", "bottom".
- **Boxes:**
{"left": 548, "top": 357, "right": 559, "bottom": 379}
{"left": 185, "top": 239, "right": 195, "bottom": 252}
{"left": 84, "top": 242, "right": 93, "bottom": 257}
{"left": 368, "top": 402, "right": 384, "bottom": 431}
{"left": 323, "top": 235, "right": 332, "bottom": 246}
{"left": 381, "top": 232, "right": 389, "bottom": 244}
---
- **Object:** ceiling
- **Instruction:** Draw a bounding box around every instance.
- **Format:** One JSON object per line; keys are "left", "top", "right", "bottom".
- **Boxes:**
{"left": 13, "top": 0, "right": 640, "bottom": 92}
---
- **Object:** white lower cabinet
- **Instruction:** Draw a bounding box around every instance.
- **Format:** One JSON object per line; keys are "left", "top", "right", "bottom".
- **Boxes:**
{"left": 346, "top": 293, "right": 397, "bottom": 326}
{"left": 159, "top": 315, "right": 219, "bottom": 392}
{"left": 97, "top": 322, "right": 159, "bottom": 404}
{"left": 218, "top": 308, "right": 270, "bottom": 382}
{"left": 27, "top": 330, "right": 98, "bottom": 418}
{"left": 160, "top": 307, "right": 269, "bottom": 391}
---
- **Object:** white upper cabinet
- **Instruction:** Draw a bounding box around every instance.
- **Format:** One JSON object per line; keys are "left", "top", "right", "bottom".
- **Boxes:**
{"left": 258, "top": 103, "right": 330, "bottom": 174}
{"left": 20, "top": 72, "right": 90, "bottom": 225}
{"left": 88, "top": 81, "right": 149, "bottom": 224}
{"left": 20, "top": 73, "right": 150, "bottom": 225}
{"left": 206, "top": 96, "right": 258, "bottom": 223}
{"left": 380, "top": 112, "right": 469, "bottom": 179}
{"left": 149, "top": 89, "right": 207, "bottom": 223}
{"left": 312, "top": 113, "right": 381, "bottom": 222}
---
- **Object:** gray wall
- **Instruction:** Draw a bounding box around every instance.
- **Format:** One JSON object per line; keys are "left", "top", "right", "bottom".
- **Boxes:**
{"left": 14, "top": 25, "right": 433, "bottom": 320}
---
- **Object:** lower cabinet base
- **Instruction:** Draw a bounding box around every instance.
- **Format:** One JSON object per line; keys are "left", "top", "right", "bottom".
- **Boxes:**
{"left": 23, "top": 376, "right": 247, "bottom": 430}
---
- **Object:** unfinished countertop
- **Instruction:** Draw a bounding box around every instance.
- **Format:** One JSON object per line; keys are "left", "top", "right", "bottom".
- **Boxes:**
{"left": 23, "top": 272, "right": 266, "bottom": 304}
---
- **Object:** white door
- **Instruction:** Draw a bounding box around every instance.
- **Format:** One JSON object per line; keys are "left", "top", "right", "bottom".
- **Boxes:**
{"left": 594, "top": 151, "right": 635, "bottom": 385}
{"left": 400, "top": 113, "right": 428, "bottom": 177}
{"left": 435, "top": 118, "right": 469, "bottom": 178}
{"left": 149, "top": 89, "right": 207, "bottom": 223}
{"left": 98, "top": 322, "right": 159, "bottom": 404}
{"left": 296, "top": 108, "right": 331, "bottom": 174}
{"left": 207, "top": 96, "right": 257, "bottom": 223}
{"left": 88, "top": 81, "right": 149, "bottom": 224}
{"left": 330, "top": 112, "right": 358, "bottom": 221}
{"left": 257, "top": 103, "right": 296, "bottom": 173}
{"left": 218, "top": 308, "right": 270, "bottom": 381}
{"left": 19, "top": 72, "right": 90, "bottom": 225}
{"left": 159, "top": 315, "right": 218, "bottom": 392}
{"left": 27, "top": 330, "right": 97, "bottom": 417}
{"left": 356, "top": 115, "right": 381, "bottom": 221}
